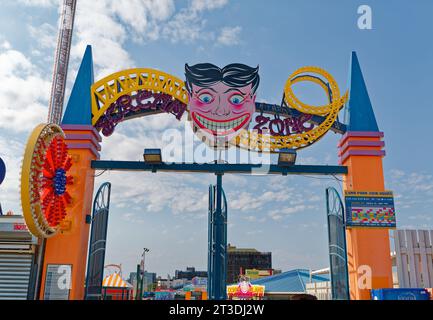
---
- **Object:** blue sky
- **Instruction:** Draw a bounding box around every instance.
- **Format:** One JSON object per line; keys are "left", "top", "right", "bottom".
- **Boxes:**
{"left": 0, "top": 0, "right": 432, "bottom": 278}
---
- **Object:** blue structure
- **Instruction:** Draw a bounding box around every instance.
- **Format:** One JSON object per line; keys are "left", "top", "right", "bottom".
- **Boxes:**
{"left": 85, "top": 182, "right": 111, "bottom": 300}
{"left": 326, "top": 187, "right": 350, "bottom": 300}
{"left": 62, "top": 45, "right": 94, "bottom": 125}
{"left": 91, "top": 161, "right": 347, "bottom": 175}
{"left": 345, "top": 51, "right": 379, "bottom": 132}
{"left": 0, "top": 157, "right": 5, "bottom": 185}
{"left": 208, "top": 177, "right": 228, "bottom": 300}
{"left": 251, "top": 269, "right": 329, "bottom": 293}
{"left": 371, "top": 288, "right": 430, "bottom": 300}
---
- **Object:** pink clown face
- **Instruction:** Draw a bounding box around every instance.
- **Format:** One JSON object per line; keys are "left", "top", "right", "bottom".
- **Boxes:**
{"left": 239, "top": 280, "right": 251, "bottom": 294}
{"left": 188, "top": 82, "right": 256, "bottom": 143}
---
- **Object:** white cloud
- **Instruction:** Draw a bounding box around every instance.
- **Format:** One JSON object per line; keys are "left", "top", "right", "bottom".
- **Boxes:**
{"left": 229, "top": 191, "right": 265, "bottom": 211}
{"left": 228, "top": 186, "right": 295, "bottom": 213}
{"left": 71, "top": 1, "right": 134, "bottom": 78}
{"left": 23, "top": 0, "right": 236, "bottom": 78}
{"left": 161, "top": 7, "right": 207, "bottom": 43}
{"left": 388, "top": 169, "right": 433, "bottom": 195}
{"left": 97, "top": 170, "right": 209, "bottom": 217}
{"left": 0, "top": 41, "right": 12, "bottom": 50}
{"left": 190, "top": 0, "right": 228, "bottom": 12}
{"left": 217, "top": 26, "right": 242, "bottom": 46}
{"left": 16, "top": 0, "right": 59, "bottom": 7}
{"left": 28, "top": 23, "right": 57, "bottom": 49}
{"left": 69, "top": 0, "right": 232, "bottom": 76}
{"left": 111, "top": 0, "right": 175, "bottom": 35}
{"left": 268, "top": 204, "right": 318, "bottom": 221}
{"left": 0, "top": 47, "right": 50, "bottom": 133}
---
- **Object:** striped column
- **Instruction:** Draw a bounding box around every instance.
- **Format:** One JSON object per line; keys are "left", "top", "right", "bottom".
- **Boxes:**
{"left": 62, "top": 124, "right": 101, "bottom": 159}
{"left": 339, "top": 131, "right": 393, "bottom": 300}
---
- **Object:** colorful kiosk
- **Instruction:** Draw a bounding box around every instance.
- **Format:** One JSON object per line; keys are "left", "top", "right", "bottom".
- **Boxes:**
{"left": 101, "top": 273, "right": 133, "bottom": 300}
{"left": 227, "top": 277, "right": 265, "bottom": 300}
{"left": 20, "top": 45, "right": 394, "bottom": 300}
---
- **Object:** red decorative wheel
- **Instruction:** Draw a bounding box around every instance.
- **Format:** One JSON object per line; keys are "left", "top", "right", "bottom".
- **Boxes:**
{"left": 41, "top": 136, "right": 73, "bottom": 227}
{"left": 21, "top": 124, "right": 74, "bottom": 238}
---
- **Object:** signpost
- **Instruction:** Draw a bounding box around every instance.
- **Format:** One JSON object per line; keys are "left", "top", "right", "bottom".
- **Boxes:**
{"left": 43, "top": 264, "right": 71, "bottom": 300}
{"left": 344, "top": 191, "right": 396, "bottom": 228}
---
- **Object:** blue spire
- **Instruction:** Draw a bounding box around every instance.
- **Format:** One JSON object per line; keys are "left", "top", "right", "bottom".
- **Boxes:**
{"left": 62, "top": 45, "right": 94, "bottom": 125}
{"left": 345, "top": 51, "right": 379, "bottom": 132}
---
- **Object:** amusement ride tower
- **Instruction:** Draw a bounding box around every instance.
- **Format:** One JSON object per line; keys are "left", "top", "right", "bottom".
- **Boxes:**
{"left": 47, "top": 0, "right": 76, "bottom": 124}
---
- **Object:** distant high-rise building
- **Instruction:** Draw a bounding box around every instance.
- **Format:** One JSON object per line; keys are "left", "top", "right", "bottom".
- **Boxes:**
{"left": 128, "top": 272, "right": 137, "bottom": 287}
{"left": 143, "top": 272, "right": 157, "bottom": 291}
{"left": 175, "top": 267, "right": 207, "bottom": 280}
{"left": 128, "top": 271, "right": 156, "bottom": 292}
{"left": 227, "top": 244, "right": 272, "bottom": 284}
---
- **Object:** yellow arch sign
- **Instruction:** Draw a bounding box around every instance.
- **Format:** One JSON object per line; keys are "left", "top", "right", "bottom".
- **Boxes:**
{"left": 91, "top": 68, "right": 189, "bottom": 126}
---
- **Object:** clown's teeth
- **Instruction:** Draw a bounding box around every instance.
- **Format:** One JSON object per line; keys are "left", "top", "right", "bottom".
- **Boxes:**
{"left": 196, "top": 114, "right": 248, "bottom": 132}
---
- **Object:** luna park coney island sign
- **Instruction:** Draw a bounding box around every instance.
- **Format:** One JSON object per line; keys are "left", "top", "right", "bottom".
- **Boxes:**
{"left": 21, "top": 62, "right": 347, "bottom": 239}
{"left": 91, "top": 63, "right": 348, "bottom": 152}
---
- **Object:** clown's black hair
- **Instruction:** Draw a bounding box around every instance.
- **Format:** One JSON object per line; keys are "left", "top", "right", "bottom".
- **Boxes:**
{"left": 185, "top": 63, "right": 260, "bottom": 94}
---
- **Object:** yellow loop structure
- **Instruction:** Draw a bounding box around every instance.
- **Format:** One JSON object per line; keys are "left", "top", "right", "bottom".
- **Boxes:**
{"left": 21, "top": 123, "right": 66, "bottom": 238}
{"left": 234, "top": 66, "right": 348, "bottom": 152}
{"left": 284, "top": 66, "right": 344, "bottom": 115}
{"left": 91, "top": 68, "right": 189, "bottom": 125}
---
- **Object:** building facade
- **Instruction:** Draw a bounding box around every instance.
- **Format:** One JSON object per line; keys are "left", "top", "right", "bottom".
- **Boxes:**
{"left": 227, "top": 244, "right": 272, "bottom": 284}
{"left": 175, "top": 267, "right": 207, "bottom": 280}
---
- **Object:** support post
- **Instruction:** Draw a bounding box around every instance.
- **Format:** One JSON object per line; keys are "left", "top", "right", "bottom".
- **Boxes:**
{"left": 135, "top": 264, "right": 140, "bottom": 300}
{"left": 208, "top": 173, "right": 227, "bottom": 300}
{"left": 340, "top": 52, "right": 393, "bottom": 300}
{"left": 339, "top": 132, "right": 393, "bottom": 299}
{"left": 39, "top": 125, "right": 101, "bottom": 300}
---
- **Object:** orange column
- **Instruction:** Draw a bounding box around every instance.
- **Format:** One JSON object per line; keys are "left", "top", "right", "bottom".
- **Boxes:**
{"left": 339, "top": 131, "right": 393, "bottom": 300}
{"left": 39, "top": 124, "right": 101, "bottom": 300}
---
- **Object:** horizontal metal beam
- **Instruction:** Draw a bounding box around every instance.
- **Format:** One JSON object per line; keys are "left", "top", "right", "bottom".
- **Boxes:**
{"left": 91, "top": 160, "right": 347, "bottom": 176}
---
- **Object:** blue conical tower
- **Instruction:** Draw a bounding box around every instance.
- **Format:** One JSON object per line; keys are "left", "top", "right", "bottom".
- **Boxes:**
{"left": 62, "top": 45, "right": 94, "bottom": 125}
{"left": 345, "top": 51, "right": 379, "bottom": 132}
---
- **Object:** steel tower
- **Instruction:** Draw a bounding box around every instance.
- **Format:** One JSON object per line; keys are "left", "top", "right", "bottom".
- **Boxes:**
{"left": 47, "top": 0, "right": 77, "bottom": 124}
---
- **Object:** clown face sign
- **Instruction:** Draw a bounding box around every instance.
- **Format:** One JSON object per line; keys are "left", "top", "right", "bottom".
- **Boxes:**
{"left": 185, "top": 63, "right": 260, "bottom": 147}
{"left": 91, "top": 64, "right": 347, "bottom": 152}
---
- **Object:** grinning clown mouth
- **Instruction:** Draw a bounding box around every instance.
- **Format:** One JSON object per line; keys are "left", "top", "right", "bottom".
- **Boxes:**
{"left": 192, "top": 112, "right": 250, "bottom": 135}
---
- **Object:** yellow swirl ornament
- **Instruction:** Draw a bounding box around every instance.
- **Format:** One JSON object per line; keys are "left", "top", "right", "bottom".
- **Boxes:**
{"left": 234, "top": 66, "right": 348, "bottom": 152}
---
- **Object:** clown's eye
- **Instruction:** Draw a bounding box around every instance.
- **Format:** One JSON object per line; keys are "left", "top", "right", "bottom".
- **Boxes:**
{"left": 229, "top": 94, "right": 244, "bottom": 105}
{"left": 198, "top": 93, "right": 213, "bottom": 104}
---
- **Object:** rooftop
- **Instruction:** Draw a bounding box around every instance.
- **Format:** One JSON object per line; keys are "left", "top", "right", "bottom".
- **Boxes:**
{"left": 227, "top": 244, "right": 270, "bottom": 254}
{"left": 250, "top": 269, "right": 329, "bottom": 293}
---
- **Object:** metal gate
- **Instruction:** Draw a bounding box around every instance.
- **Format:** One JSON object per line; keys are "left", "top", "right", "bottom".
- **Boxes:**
{"left": 326, "top": 187, "right": 350, "bottom": 300}
{"left": 85, "top": 182, "right": 111, "bottom": 300}
{"left": 208, "top": 175, "right": 228, "bottom": 300}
